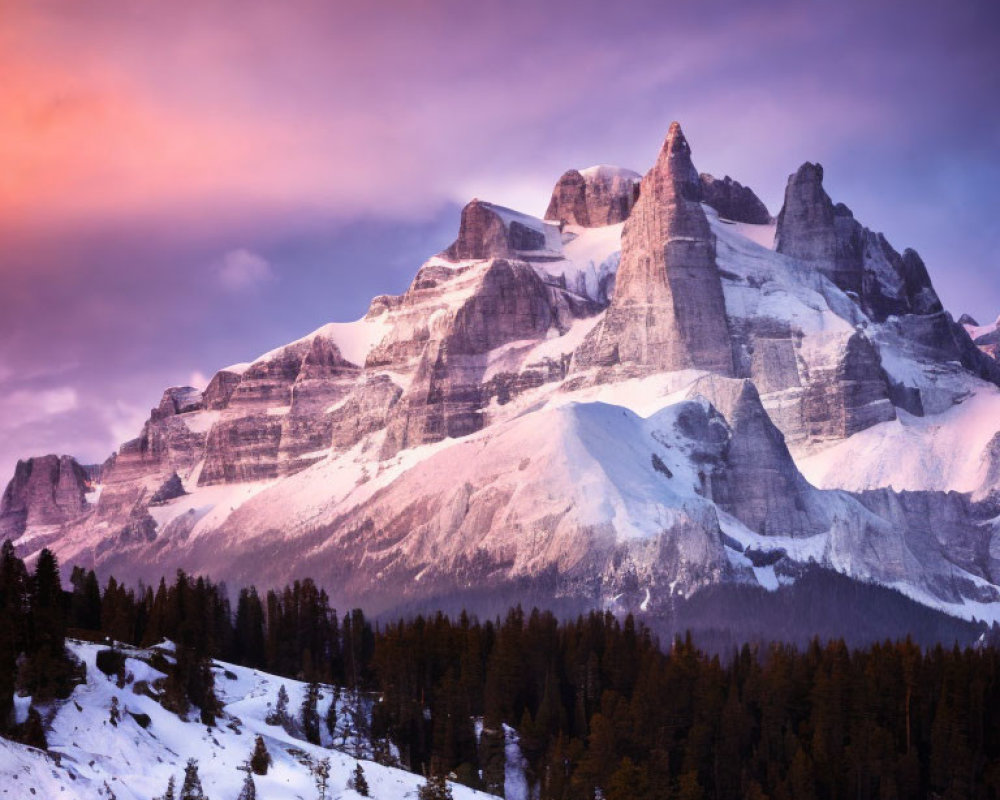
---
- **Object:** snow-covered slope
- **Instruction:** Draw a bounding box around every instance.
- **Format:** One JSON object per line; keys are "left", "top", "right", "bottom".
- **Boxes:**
{"left": 0, "top": 640, "right": 487, "bottom": 800}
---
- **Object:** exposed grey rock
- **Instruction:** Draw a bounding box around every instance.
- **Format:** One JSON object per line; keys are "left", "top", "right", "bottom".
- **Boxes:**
{"left": 544, "top": 165, "right": 641, "bottom": 227}
{"left": 442, "top": 200, "right": 559, "bottom": 262}
{"left": 94, "top": 409, "right": 209, "bottom": 527}
{"left": 150, "top": 386, "right": 203, "bottom": 421}
{"left": 775, "top": 162, "right": 944, "bottom": 322}
{"left": 574, "top": 122, "right": 735, "bottom": 376}
{"left": 149, "top": 472, "right": 186, "bottom": 505}
{"left": 958, "top": 313, "right": 980, "bottom": 327}
{"left": 0, "top": 455, "right": 92, "bottom": 540}
{"left": 975, "top": 328, "right": 1000, "bottom": 361}
{"left": 800, "top": 331, "right": 896, "bottom": 440}
{"left": 686, "top": 376, "right": 825, "bottom": 536}
{"left": 200, "top": 413, "right": 284, "bottom": 485}
{"left": 850, "top": 489, "right": 1000, "bottom": 603}
{"left": 226, "top": 341, "right": 311, "bottom": 409}
{"left": 382, "top": 258, "right": 597, "bottom": 455}
{"left": 278, "top": 335, "right": 361, "bottom": 474}
{"left": 443, "top": 200, "right": 515, "bottom": 261}
{"left": 203, "top": 368, "right": 245, "bottom": 409}
{"left": 329, "top": 375, "right": 403, "bottom": 452}
{"left": 698, "top": 173, "right": 771, "bottom": 224}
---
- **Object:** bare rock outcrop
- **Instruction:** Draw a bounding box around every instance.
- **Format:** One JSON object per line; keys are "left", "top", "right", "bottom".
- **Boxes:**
{"left": 544, "top": 165, "right": 641, "bottom": 227}
{"left": 687, "top": 376, "right": 824, "bottom": 537}
{"left": 278, "top": 336, "right": 361, "bottom": 474}
{"left": 151, "top": 386, "right": 204, "bottom": 421}
{"left": 382, "top": 258, "right": 596, "bottom": 455}
{"left": 574, "top": 122, "right": 735, "bottom": 376}
{"left": 698, "top": 174, "right": 771, "bottom": 224}
{"left": 443, "top": 200, "right": 559, "bottom": 262}
{"left": 800, "top": 331, "right": 896, "bottom": 440}
{"left": 203, "top": 367, "right": 245, "bottom": 409}
{"left": 775, "top": 162, "right": 943, "bottom": 321}
{"left": 0, "top": 455, "right": 92, "bottom": 540}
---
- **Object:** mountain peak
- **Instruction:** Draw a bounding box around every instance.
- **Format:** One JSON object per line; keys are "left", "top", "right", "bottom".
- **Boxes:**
{"left": 544, "top": 165, "right": 640, "bottom": 227}
{"left": 574, "top": 123, "right": 735, "bottom": 375}
{"left": 662, "top": 120, "right": 690, "bottom": 155}
{"left": 655, "top": 121, "right": 701, "bottom": 195}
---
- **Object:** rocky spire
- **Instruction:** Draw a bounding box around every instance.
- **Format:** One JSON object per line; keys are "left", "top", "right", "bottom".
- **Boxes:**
{"left": 776, "top": 162, "right": 944, "bottom": 321}
{"left": 774, "top": 162, "right": 840, "bottom": 267}
{"left": 574, "top": 122, "right": 735, "bottom": 376}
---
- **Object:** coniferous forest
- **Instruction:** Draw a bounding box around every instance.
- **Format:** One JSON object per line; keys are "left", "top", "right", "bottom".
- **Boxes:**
{"left": 1, "top": 542, "right": 999, "bottom": 799}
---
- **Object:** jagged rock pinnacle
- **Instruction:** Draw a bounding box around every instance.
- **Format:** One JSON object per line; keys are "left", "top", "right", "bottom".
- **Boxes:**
{"left": 574, "top": 122, "right": 735, "bottom": 375}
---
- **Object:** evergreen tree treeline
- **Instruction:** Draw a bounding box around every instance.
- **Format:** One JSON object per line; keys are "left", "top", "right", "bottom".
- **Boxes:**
{"left": 1, "top": 544, "right": 999, "bottom": 798}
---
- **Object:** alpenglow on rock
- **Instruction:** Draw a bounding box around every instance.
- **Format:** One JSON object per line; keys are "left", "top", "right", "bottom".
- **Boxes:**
{"left": 574, "top": 122, "right": 735, "bottom": 375}
{"left": 544, "top": 165, "right": 641, "bottom": 227}
{"left": 443, "top": 199, "right": 561, "bottom": 262}
{"left": 0, "top": 455, "right": 93, "bottom": 540}
{"left": 5, "top": 120, "right": 1000, "bottom": 640}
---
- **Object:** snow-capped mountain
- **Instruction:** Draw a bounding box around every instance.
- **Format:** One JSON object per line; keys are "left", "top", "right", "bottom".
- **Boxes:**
{"left": 0, "top": 638, "right": 490, "bottom": 800}
{"left": 4, "top": 122, "right": 1000, "bottom": 634}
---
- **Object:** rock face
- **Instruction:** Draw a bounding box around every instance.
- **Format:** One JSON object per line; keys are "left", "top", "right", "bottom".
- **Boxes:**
{"left": 0, "top": 455, "right": 92, "bottom": 540}
{"left": 151, "top": 386, "right": 203, "bottom": 421}
{"left": 772, "top": 162, "right": 1000, "bottom": 419}
{"left": 6, "top": 120, "right": 1000, "bottom": 634}
{"left": 688, "top": 376, "right": 824, "bottom": 537}
{"left": 203, "top": 367, "right": 245, "bottom": 409}
{"left": 976, "top": 329, "right": 1000, "bottom": 360}
{"left": 574, "top": 122, "right": 735, "bottom": 375}
{"left": 544, "top": 165, "right": 641, "bottom": 227}
{"left": 800, "top": 332, "right": 896, "bottom": 440}
{"left": 698, "top": 174, "right": 771, "bottom": 224}
{"left": 380, "top": 257, "right": 599, "bottom": 455}
{"left": 775, "top": 163, "right": 943, "bottom": 321}
{"left": 443, "top": 200, "right": 561, "bottom": 262}
{"left": 963, "top": 315, "right": 1000, "bottom": 361}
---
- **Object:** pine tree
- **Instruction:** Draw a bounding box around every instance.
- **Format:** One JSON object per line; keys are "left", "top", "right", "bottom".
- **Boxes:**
{"left": 69, "top": 566, "right": 102, "bottom": 631}
{"left": 313, "top": 757, "right": 331, "bottom": 800}
{"left": 179, "top": 758, "right": 206, "bottom": 800}
{"left": 155, "top": 775, "right": 176, "bottom": 800}
{"left": 301, "top": 681, "right": 321, "bottom": 744}
{"left": 267, "top": 684, "right": 291, "bottom": 727}
{"left": 348, "top": 762, "right": 370, "bottom": 796}
{"left": 249, "top": 734, "right": 271, "bottom": 775}
{"left": 237, "top": 770, "right": 256, "bottom": 800}
{"left": 418, "top": 773, "right": 453, "bottom": 800}
{"left": 25, "top": 548, "right": 74, "bottom": 700}
{"left": 234, "top": 587, "right": 266, "bottom": 669}
{"left": 0, "top": 540, "right": 27, "bottom": 733}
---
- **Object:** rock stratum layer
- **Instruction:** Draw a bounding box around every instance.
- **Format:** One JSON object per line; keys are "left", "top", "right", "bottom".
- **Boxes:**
{"left": 4, "top": 122, "right": 1000, "bottom": 635}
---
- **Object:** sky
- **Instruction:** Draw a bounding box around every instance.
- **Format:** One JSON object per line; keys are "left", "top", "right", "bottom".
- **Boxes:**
{"left": 1, "top": 0, "right": 998, "bottom": 481}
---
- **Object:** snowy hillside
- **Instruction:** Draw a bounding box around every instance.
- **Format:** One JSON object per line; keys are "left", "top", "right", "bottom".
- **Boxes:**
{"left": 0, "top": 640, "right": 489, "bottom": 800}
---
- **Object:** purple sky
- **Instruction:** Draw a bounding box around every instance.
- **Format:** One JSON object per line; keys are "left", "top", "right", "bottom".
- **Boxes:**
{"left": 1, "top": 0, "right": 998, "bottom": 480}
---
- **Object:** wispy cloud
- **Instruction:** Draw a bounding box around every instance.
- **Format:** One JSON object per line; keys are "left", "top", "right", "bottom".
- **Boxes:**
{"left": 0, "top": 387, "right": 79, "bottom": 426}
{"left": 213, "top": 248, "right": 275, "bottom": 293}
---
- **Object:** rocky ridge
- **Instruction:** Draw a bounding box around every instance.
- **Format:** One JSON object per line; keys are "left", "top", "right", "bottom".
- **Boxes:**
{"left": 4, "top": 122, "right": 1000, "bottom": 631}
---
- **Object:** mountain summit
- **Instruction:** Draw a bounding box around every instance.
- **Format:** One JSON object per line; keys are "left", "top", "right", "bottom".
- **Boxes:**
{"left": 3, "top": 122, "right": 1000, "bottom": 641}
